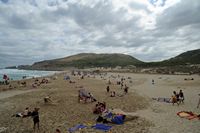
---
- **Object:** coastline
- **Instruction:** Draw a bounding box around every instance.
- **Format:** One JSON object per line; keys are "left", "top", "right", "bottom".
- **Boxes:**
{"left": 0, "top": 68, "right": 61, "bottom": 81}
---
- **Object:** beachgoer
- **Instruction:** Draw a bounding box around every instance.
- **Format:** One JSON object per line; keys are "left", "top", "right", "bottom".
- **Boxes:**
{"left": 12, "top": 107, "right": 31, "bottom": 118}
{"left": 32, "top": 108, "right": 40, "bottom": 131}
{"left": 124, "top": 85, "right": 128, "bottom": 94}
{"left": 179, "top": 90, "right": 184, "bottom": 103}
{"left": 69, "top": 80, "right": 75, "bottom": 83}
{"left": 44, "top": 96, "right": 52, "bottom": 103}
{"left": 89, "top": 93, "right": 96, "bottom": 102}
{"left": 22, "top": 107, "right": 31, "bottom": 117}
{"left": 172, "top": 91, "right": 179, "bottom": 106}
{"left": 110, "top": 91, "right": 116, "bottom": 97}
{"left": 21, "top": 81, "right": 27, "bottom": 87}
{"left": 197, "top": 94, "right": 200, "bottom": 108}
{"left": 121, "top": 83, "right": 123, "bottom": 89}
{"left": 106, "top": 86, "right": 110, "bottom": 93}
{"left": 152, "top": 79, "right": 154, "bottom": 84}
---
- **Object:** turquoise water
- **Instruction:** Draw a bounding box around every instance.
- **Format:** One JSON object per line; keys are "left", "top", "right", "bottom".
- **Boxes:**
{"left": 0, "top": 69, "right": 57, "bottom": 81}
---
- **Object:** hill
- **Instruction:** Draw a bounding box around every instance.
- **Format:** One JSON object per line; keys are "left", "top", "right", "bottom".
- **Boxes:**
{"left": 163, "top": 49, "right": 200, "bottom": 65}
{"left": 19, "top": 53, "right": 143, "bottom": 70}
{"left": 140, "top": 49, "right": 200, "bottom": 67}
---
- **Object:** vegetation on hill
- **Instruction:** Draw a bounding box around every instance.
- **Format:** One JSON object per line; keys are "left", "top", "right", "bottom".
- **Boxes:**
{"left": 16, "top": 49, "right": 200, "bottom": 71}
{"left": 19, "top": 53, "right": 143, "bottom": 70}
{"left": 140, "top": 49, "right": 200, "bottom": 67}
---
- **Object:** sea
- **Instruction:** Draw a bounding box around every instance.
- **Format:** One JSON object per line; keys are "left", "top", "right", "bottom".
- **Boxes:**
{"left": 0, "top": 69, "right": 58, "bottom": 81}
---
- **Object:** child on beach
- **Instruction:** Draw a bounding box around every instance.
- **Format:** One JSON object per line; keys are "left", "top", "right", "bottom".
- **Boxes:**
{"left": 172, "top": 91, "right": 179, "bottom": 106}
{"left": 179, "top": 90, "right": 184, "bottom": 103}
{"left": 32, "top": 108, "right": 40, "bottom": 132}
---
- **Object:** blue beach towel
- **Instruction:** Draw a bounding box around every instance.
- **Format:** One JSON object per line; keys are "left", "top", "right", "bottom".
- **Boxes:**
{"left": 92, "top": 123, "right": 112, "bottom": 132}
{"left": 68, "top": 124, "right": 87, "bottom": 133}
{"left": 111, "top": 115, "right": 124, "bottom": 124}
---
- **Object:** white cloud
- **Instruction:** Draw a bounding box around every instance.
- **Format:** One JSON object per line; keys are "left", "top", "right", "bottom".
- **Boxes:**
{"left": 0, "top": 0, "right": 200, "bottom": 67}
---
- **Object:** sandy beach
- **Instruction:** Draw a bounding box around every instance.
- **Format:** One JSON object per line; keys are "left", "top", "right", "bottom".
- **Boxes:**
{"left": 0, "top": 72, "right": 199, "bottom": 133}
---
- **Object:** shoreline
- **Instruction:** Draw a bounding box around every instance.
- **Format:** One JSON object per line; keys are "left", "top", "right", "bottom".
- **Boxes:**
{"left": 0, "top": 68, "right": 63, "bottom": 82}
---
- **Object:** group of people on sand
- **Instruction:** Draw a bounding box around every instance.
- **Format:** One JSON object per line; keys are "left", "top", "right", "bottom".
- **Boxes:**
{"left": 12, "top": 107, "right": 40, "bottom": 132}
{"left": 78, "top": 89, "right": 97, "bottom": 103}
{"left": 171, "top": 90, "right": 184, "bottom": 105}
{"left": 106, "top": 84, "right": 129, "bottom": 97}
{"left": 17, "top": 81, "right": 27, "bottom": 87}
{"left": 32, "top": 78, "right": 49, "bottom": 88}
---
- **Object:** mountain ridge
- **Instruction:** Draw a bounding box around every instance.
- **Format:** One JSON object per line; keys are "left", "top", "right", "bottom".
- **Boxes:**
{"left": 11, "top": 48, "right": 200, "bottom": 71}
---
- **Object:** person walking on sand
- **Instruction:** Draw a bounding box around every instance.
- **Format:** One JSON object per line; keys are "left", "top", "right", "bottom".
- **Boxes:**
{"left": 152, "top": 79, "right": 154, "bottom": 85}
{"left": 32, "top": 108, "right": 40, "bottom": 132}
{"left": 179, "top": 90, "right": 184, "bottom": 103}
{"left": 197, "top": 94, "right": 200, "bottom": 108}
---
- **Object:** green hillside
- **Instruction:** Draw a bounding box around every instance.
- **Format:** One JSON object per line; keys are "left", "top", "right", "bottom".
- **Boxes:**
{"left": 16, "top": 49, "right": 200, "bottom": 71}
{"left": 24, "top": 53, "right": 143, "bottom": 70}
{"left": 141, "top": 49, "right": 200, "bottom": 67}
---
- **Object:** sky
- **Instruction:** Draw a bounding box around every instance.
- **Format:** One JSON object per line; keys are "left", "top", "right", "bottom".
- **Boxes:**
{"left": 0, "top": 0, "right": 200, "bottom": 68}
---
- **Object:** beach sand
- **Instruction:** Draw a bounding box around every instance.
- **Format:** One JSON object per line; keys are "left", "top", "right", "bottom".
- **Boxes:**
{"left": 0, "top": 72, "right": 199, "bottom": 133}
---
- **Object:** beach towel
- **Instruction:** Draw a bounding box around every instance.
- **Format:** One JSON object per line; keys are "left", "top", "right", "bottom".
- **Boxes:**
{"left": 68, "top": 124, "right": 87, "bottom": 133}
{"left": 111, "top": 115, "right": 124, "bottom": 124}
{"left": 152, "top": 97, "right": 171, "bottom": 103}
{"left": 92, "top": 124, "right": 112, "bottom": 132}
{"left": 103, "top": 110, "right": 126, "bottom": 125}
{"left": 177, "top": 111, "right": 199, "bottom": 120}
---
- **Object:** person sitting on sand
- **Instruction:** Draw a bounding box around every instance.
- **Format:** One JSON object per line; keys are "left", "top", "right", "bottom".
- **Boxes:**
{"left": 69, "top": 80, "right": 76, "bottom": 83}
{"left": 21, "top": 81, "right": 27, "bottom": 87}
{"left": 9, "top": 85, "right": 13, "bottom": 89}
{"left": 88, "top": 93, "right": 97, "bottom": 102}
{"left": 44, "top": 96, "right": 52, "bottom": 103}
{"left": 179, "top": 90, "right": 184, "bottom": 103}
{"left": 32, "top": 108, "right": 40, "bottom": 131}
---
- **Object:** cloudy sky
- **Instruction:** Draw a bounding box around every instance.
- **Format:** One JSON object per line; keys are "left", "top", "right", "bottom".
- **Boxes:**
{"left": 0, "top": 0, "right": 200, "bottom": 67}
